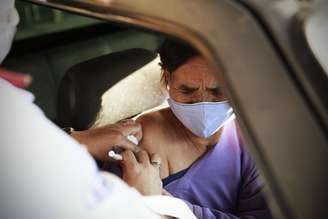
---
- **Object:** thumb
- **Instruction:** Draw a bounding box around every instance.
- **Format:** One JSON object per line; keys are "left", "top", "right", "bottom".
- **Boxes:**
{"left": 120, "top": 150, "right": 138, "bottom": 172}
{"left": 116, "top": 136, "right": 140, "bottom": 152}
{"left": 119, "top": 120, "right": 142, "bottom": 141}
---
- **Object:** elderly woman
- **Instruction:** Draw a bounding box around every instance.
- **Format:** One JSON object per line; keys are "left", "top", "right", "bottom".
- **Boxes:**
{"left": 135, "top": 40, "right": 273, "bottom": 219}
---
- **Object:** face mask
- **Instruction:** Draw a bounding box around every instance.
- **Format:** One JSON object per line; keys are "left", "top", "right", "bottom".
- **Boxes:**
{"left": 0, "top": 0, "right": 19, "bottom": 64}
{"left": 168, "top": 98, "right": 233, "bottom": 138}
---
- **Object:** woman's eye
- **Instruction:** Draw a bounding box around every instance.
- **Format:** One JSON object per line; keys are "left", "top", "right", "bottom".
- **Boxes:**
{"left": 181, "top": 89, "right": 195, "bottom": 95}
{"left": 210, "top": 89, "right": 223, "bottom": 96}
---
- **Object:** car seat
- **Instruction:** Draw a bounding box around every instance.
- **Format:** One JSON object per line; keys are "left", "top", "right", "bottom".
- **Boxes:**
{"left": 56, "top": 48, "right": 160, "bottom": 130}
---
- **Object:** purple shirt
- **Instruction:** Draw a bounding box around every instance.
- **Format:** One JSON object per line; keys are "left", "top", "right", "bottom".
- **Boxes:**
{"left": 163, "top": 118, "right": 272, "bottom": 219}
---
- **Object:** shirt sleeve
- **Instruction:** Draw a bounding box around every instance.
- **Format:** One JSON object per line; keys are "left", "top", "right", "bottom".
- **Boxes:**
{"left": 142, "top": 195, "right": 197, "bottom": 219}
{"left": 181, "top": 150, "right": 272, "bottom": 219}
{"left": 182, "top": 161, "right": 272, "bottom": 219}
{"left": 90, "top": 172, "right": 162, "bottom": 219}
{"left": 0, "top": 79, "right": 162, "bottom": 219}
{"left": 183, "top": 201, "right": 271, "bottom": 219}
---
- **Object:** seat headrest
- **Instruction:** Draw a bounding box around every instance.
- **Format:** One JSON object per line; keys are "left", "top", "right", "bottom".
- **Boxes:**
{"left": 56, "top": 48, "right": 157, "bottom": 130}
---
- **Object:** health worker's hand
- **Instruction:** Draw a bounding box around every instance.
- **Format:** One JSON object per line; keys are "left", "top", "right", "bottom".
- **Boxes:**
{"left": 72, "top": 119, "right": 142, "bottom": 161}
{"left": 121, "top": 150, "right": 162, "bottom": 196}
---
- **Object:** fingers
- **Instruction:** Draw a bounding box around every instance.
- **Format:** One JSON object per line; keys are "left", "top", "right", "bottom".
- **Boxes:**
{"left": 122, "top": 150, "right": 159, "bottom": 167}
{"left": 118, "top": 120, "right": 142, "bottom": 141}
{"left": 117, "top": 135, "right": 139, "bottom": 152}
{"left": 121, "top": 150, "right": 138, "bottom": 171}
{"left": 135, "top": 150, "right": 150, "bottom": 165}
{"left": 150, "top": 153, "right": 161, "bottom": 168}
{"left": 120, "top": 150, "right": 153, "bottom": 176}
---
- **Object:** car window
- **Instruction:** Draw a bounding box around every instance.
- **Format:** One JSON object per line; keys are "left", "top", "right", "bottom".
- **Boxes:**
{"left": 3, "top": 2, "right": 163, "bottom": 121}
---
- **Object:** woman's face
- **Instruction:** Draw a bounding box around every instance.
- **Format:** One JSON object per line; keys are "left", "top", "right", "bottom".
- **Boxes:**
{"left": 166, "top": 56, "right": 227, "bottom": 104}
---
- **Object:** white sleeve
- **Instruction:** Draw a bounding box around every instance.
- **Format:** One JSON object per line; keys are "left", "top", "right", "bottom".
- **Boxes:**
{"left": 90, "top": 172, "right": 161, "bottom": 219}
{"left": 142, "top": 196, "right": 197, "bottom": 219}
{"left": 95, "top": 172, "right": 196, "bottom": 219}
{"left": 0, "top": 78, "right": 160, "bottom": 219}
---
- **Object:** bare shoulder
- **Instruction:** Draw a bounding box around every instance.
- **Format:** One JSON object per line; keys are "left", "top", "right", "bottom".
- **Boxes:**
{"left": 137, "top": 108, "right": 176, "bottom": 178}
{"left": 136, "top": 107, "right": 172, "bottom": 153}
{"left": 136, "top": 107, "right": 170, "bottom": 129}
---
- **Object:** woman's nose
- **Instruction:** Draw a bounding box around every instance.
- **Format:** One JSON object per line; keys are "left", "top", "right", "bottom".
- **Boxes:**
{"left": 192, "top": 91, "right": 213, "bottom": 103}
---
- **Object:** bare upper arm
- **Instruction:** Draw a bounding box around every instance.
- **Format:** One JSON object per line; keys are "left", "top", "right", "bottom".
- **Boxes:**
{"left": 136, "top": 110, "right": 171, "bottom": 177}
{"left": 136, "top": 111, "right": 164, "bottom": 153}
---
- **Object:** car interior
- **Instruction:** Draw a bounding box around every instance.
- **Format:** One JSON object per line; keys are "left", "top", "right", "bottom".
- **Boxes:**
{"left": 57, "top": 48, "right": 165, "bottom": 130}
{"left": 3, "top": 1, "right": 164, "bottom": 123}
{"left": 3, "top": 0, "right": 328, "bottom": 218}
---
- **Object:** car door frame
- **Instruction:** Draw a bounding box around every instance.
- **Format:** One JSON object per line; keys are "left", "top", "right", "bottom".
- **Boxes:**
{"left": 22, "top": 0, "right": 328, "bottom": 218}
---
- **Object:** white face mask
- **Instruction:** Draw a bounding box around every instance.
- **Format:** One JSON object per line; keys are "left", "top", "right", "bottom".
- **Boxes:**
{"left": 0, "top": 0, "right": 19, "bottom": 64}
{"left": 168, "top": 98, "right": 233, "bottom": 138}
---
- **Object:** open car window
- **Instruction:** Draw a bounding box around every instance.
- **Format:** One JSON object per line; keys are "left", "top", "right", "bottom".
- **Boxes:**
{"left": 4, "top": 2, "right": 163, "bottom": 121}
